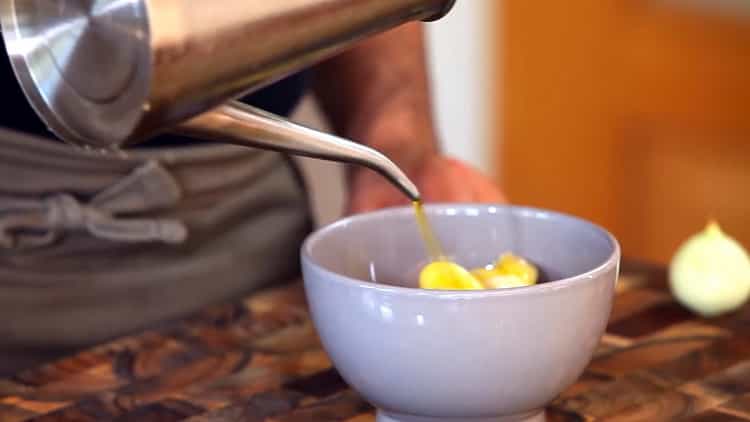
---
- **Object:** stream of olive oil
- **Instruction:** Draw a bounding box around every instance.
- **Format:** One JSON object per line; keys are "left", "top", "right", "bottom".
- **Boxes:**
{"left": 412, "top": 200, "right": 446, "bottom": 262}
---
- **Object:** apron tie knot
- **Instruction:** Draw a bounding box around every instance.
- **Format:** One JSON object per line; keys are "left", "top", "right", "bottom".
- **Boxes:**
{"left": 0, "top": 161, "right": 187, "bottom": 249}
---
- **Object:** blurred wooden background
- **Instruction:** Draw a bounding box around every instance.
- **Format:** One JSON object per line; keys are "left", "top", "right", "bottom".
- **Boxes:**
{"left": 498, "top": 0, "right": 750, "bottom": 264}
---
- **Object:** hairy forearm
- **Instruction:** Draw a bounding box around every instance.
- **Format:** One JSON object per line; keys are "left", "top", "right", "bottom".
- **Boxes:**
{"left": 312, "top": 22, "right": 438, "bottom": 171}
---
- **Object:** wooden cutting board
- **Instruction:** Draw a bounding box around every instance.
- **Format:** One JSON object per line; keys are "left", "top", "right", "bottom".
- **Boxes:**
{"left": 1, "top": 261, "right": 750, "bottom": 421}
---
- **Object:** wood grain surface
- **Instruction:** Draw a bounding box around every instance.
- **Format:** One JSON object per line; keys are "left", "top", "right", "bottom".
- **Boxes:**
{"left": 2, "top": 261, "right": 750, "bottom": 421}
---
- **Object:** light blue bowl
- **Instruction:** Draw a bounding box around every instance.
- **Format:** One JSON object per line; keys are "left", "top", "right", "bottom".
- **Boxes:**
{"left": 302, "top": 204, "right": 620, "bottom": 422}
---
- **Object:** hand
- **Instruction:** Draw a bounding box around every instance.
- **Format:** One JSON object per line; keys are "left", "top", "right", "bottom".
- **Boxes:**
{"left": 347, "top": 153, "right": 507, "bottom": 214}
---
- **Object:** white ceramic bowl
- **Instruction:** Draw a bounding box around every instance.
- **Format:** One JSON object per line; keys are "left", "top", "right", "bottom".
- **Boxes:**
{"left": 301, "top": 204, "right": 620, "bottom": 422}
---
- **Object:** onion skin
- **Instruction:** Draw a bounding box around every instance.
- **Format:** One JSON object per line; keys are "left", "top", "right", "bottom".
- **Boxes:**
{"left": 669, "top": 221, "right": 750, "bottom": 318}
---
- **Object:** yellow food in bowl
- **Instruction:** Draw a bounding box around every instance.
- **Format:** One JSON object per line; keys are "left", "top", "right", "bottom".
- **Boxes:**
{"left": 419, "top": 253, "right": 538, "bottom": 290}
{"left": 419, "top": 261, "right": 485, "bottom": 290}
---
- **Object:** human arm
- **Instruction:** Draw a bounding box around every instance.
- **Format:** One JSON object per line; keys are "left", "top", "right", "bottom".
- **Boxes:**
{"left": 312, "top": 22, "right": 505, "bottom": 213}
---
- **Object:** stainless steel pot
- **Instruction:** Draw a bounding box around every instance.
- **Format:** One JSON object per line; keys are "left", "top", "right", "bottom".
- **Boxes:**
{"left": 0, "top": 0, "right": 456, "bottom": 200}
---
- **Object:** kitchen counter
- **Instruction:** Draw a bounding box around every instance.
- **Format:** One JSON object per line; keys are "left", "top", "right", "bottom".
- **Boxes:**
{"left": 2, "top": 260, "right": 750, "bottom": 421}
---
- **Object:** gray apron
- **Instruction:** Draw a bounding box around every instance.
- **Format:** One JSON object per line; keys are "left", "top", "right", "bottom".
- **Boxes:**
{"left": 0, "top": 128, "right": 313, "bottom": 374}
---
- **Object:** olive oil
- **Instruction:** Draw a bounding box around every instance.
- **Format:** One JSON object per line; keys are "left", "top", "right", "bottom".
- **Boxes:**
{"left": 412, "top": 200, "right": 445, "bottom": 261}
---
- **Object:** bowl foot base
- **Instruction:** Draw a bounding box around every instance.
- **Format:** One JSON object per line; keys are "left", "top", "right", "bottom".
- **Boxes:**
{"left": 376, "top": 409, "right": 545, "bottom": 422}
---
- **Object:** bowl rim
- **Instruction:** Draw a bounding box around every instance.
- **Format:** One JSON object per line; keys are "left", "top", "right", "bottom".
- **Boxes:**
{"left": 301, "top": 203, "right": 621, "bottom": 298}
